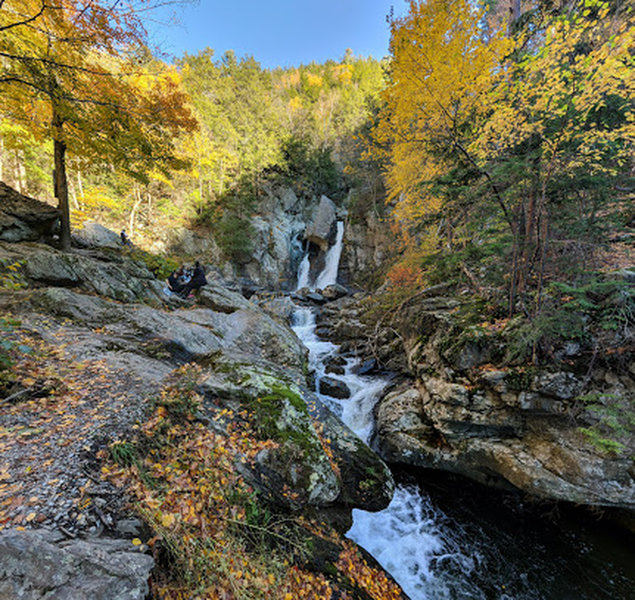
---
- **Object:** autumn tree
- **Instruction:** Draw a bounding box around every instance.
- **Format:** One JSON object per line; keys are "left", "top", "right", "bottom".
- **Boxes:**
{"left": 375, "top": 0, "right": 511, "bottom": 230}
{"left": 0, "top": 1, "right": 196, "bottom": 250}
{"left": 473, "top": 0, "right": 633, "bottom": 310}
{"left": 375, "top": 0, "right": 632, "bottom": 313}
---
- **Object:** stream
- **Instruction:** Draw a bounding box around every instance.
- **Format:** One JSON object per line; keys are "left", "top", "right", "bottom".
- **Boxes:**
{"left": 290, "top": 222, "right": 635, "bottom": 600}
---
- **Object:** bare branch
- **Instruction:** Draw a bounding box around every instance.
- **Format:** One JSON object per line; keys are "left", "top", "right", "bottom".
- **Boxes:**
{"left": 0, "top": 1, "right": 47, "bottom": 32}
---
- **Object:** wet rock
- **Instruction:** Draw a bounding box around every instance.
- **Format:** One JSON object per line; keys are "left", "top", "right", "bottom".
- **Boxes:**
{"left": 305, "top": 292, "right": 327, "bottom": 304}
{"left": 321, "top": 283, "right": 348, "bottom": 300}
{"left": 310, "top": 400, "right": 394, "bottom": 511}
{"left": 305, "top": 195, "right": 337, "bottom": 251}
{"left": 319, "top": 376, "right": 351, "bottom": 399}
{"left": 0, "top": 182, "right": 59, "bottom": 243}
{"left": 0, "top": 529, "right": 153, "bottom": 600}
{"left": 325, "top": 356, "right": 346, "bottom": 375}
{"left": 315, "top": 325, "right": 332, "bottom": 338}
{"left": 354, "top": 359, "right": 378, "bottom": 376}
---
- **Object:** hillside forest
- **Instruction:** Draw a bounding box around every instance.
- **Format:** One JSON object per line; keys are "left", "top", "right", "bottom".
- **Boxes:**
{"left": 1, "top": 0, "right": 632, "bottom": 277}
{"left": 1, "top": 0, "right": 632, "bottom": 312}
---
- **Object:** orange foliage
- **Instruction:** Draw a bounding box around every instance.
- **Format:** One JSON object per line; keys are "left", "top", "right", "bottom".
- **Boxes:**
{"left": 106, "top": 365, "right": 405, "bottom": 599}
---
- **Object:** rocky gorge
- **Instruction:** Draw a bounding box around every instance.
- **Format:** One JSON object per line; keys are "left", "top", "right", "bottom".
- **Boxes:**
{"left": 0, "top": 185, "right": 398, "bottom": 598}
{"left": 318, "top": 289, "right": 634, "bottom": 511}
{"left": 0, "top": 182, "right": 633, "bottom": 599}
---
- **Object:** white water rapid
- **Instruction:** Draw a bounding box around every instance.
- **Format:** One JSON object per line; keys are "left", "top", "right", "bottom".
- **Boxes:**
{"left": 289, "top": 221, "right": 635, "bottom": 600}
{"left": 290, "top": 222, "right": 482, "bottom": 600}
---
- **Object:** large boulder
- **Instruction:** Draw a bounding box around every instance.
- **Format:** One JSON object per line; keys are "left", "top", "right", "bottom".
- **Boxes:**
{"left": 375, "top": 379, "right": 635, "bottom": 508}
{"left": 199, "top": 361, "right": 393, "bottom": 512}
{"left": 72, "top": 222, "right": 122, "bottom": 250}
{"left": 198, "top": 281, "right": 254, "bottom": 313}
{"left": 305, "top": 195, "right": 337, "bottom": 251}
{"left": 319, "top": 375, "right": 351, "bottom": 399}
{"left": 24, "top": 285, "right": 307, "bottom": 374}
{"left": 310, "top": 400, "right": 395, "bottom": 511}
{"left": 0, "top": 529, "right": 153, "bottom": 600}
{"left": 0, "top": 182, "right": 59, "bottom": 243}
{"left": 0, "top": 241, "right": 164, "bottom": 304}
{"left": 201, "top": 365, "right": 340, "bottom": 508}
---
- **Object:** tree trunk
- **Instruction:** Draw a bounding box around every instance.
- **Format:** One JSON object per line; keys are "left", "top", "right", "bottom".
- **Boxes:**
{"left": 508, "top": 0, "right": 521, "bottom": 31}
{"left": 17, "top": 150, "right": 27, "bottom": 193}
{"left": 52, "top": 107, "right": 71, "bottom": 251}
{"left": 76, "top": 167, "right": 84, "bottom": 209}
{"left": 128, "top": 185, "right": 143, "bottom": 237}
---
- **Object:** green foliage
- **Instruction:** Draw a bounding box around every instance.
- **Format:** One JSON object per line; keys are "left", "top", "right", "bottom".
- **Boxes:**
{"left": 110, "top": 440, "right": 137, "bottom": 467}
{"left": 578, "top": 391, "right": 632, "bottom": 456}
{"left": 578, "top": 392, "right": 634, "bottom": 458}
{"left": 504, "top": 310, "right": 588, "bottom": 364}
{"left": 278, "top": 136, "right": 341, "bottom": 197}
{"left": 579, "top": 428, "right": 626, "bottom": 456}
{"left": 130, "top": 249, "right": 180, "bottom": 281}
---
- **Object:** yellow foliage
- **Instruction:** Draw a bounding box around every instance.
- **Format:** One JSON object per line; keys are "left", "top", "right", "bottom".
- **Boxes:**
{"left": 332, "top": 64, "right": 353, "bottom": 85}
{"left": 287, "top": 96, "right": 303, "bottom": 113}
{"left": 305, "top": 72, "right": 323, "bottom": 88}
{"left": 375, "top": 0, "right": 510, "bottom": 228}
{"left": 473, "top": 1, "right": 634, "bottom": 176}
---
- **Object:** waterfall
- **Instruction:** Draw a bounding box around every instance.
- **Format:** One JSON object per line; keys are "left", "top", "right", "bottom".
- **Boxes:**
{"left": 296, "top": 221, "right": 345, "bottom": 291}
{"left": 315, "top": 221, "right": 344, "bottom": 290}
{"left": 290, "top": 220, "right": 466, "bottom": 598}
{"left": 296, "top": 252, "right": 311, "bottom": 290}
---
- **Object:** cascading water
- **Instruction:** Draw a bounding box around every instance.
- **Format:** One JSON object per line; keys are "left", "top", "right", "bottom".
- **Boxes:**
{"left": 315, "top": 221, "right": 344, "bottom": 290}
{"left": 290, "top": 222, "right": 635, "bottom": 600}
{"left": 292, "top": 220, "right": 470, "bottom": 597}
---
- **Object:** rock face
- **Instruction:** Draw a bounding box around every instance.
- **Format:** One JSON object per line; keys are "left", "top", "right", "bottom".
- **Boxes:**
{"left": 0, "top": 241, "right": 165, "bottom": 304}
{"left": 340, "top": 208, "right": 393, "bottom": 285}
{"left": 72, "top": 222, "right": 122, "bottom": 250}
{"left": 305, "top": 195, "right": 337, "bottom": 251}
{"left": 1, "top": 239, "right": 393, "bottom": 512}
{"left": 368, "top": 294, "right": 635, "bottom": 510}
{"left": 0, "top": 529, "right": 153, "bottom": 600}
{"left": 317, "top": 289, "right": 634, "bottom": 510}
{"left": 236, "top": 185, "right": 307, "bottom": 289}
{"left": 0, "top": 182, "right": 59, "bottom": 243}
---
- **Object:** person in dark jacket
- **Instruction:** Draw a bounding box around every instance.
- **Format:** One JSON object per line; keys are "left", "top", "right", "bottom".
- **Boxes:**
{"left": 179, "top": 261, "right": 207, "bottom": 298}
{"left": 120, "top": 229, "right": 132, "bottom": 246}
{"left": 167, "top": 266, "right": 187, "bottom": 294}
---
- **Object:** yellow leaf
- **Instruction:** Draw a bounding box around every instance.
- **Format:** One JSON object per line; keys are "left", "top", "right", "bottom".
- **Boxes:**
{"left": 132, "top": 538, "right": 142, "bottom": 546}
{"left": 25, "top": 512, "right": 36, "bottom": 522}
{"left": 160, "top": 512, "right": 175, "bottom": 528}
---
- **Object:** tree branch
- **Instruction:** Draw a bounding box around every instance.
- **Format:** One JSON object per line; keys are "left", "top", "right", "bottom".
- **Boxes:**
{"left": 0, "top": 1, "right": 47, "bottom": 32}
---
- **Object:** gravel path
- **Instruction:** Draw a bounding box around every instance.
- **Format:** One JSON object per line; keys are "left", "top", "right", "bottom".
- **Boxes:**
{"left": 0, "top": 313, "right": 167, "bottom": 539}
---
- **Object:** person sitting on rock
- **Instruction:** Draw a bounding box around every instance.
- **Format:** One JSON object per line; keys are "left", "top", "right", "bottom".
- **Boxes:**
{"left": 167, "top": 266, "right": 187, "bottom": 294}
{"left": 120, "top": 229, "right": 132, "bottom": 247}
{"left": 179, "top": 261, "right": 207, "bottom": 298}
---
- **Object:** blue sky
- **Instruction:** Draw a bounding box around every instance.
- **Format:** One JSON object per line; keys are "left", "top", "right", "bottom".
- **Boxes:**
{"left": 147, "top": 0, "right": 410, "bottom": 68}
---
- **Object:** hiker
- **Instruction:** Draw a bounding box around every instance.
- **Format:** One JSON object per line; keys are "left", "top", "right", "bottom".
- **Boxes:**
{"left": 179, "top": 261, "right": 207, "bottom": 298}
{"left": 120, "top": 229, "right": 132, "bottom": 247}
{"left": 166, "top": 265, "right": 188, "bottom": 294}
